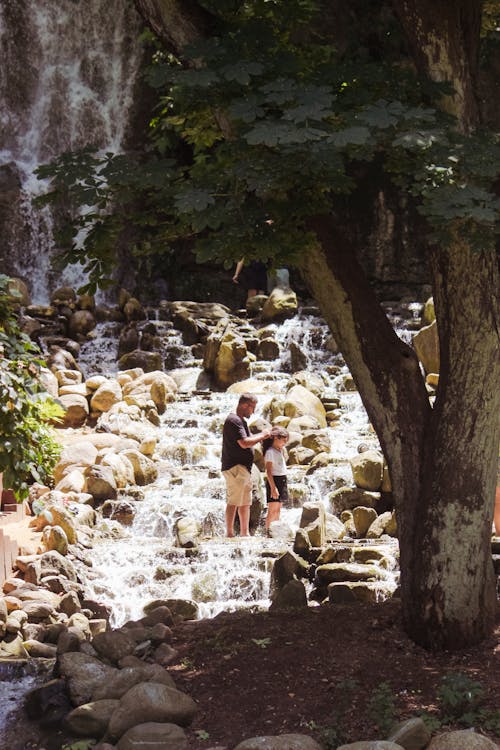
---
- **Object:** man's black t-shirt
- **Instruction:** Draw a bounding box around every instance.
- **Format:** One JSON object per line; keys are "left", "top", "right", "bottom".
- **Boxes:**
{"left": 221, "top": 413, "right": 252, "bottom": 472}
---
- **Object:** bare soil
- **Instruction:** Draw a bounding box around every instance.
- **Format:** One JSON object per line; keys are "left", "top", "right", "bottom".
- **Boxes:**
{"left": 169, "top": 600, "right": 500, "bottom": 749}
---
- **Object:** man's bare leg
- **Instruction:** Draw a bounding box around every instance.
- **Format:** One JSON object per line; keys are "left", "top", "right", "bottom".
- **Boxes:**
{"left": 226, "top": 505, "right": 237, "bottom": 537}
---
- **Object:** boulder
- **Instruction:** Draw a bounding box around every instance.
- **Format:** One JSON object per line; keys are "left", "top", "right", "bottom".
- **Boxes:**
{"left": 413, "top": 319, "right": 439, "bottom": 375}
{"left": 426, "top": 730, "right": 499, "bottom": 750}
{"left": 387, "top": 717, "right": 431, "bottom": 750}
{"left": 59, "top": 394, "right": 89, "bottom": 428}
{"left": 284, "top": 385, "right": 326, "bottom": 428}
{"left": 90, "top": 379, "right": 123, "bottom": 412}
{"left": 116, "top": 722, "right": 188, "bottom": 750}
{"left": 58, "top": 652, "right": 116, "bottom": 706}
{"left": 350, "top": 450, "right": 384, "bottom": 491}
{"left": 234, "top": 735, "right": 323, "bottom": 750}
{"left": 107, "top": 682, "right": 198, "bottom": 740}
{"left": 64, "top": 698, "right": 119, "bottom": 736}
{"left": 261, "top": 288, "right": 298, "bottom": 321}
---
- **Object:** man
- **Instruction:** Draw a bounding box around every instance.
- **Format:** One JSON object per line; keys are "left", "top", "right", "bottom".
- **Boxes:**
{"left": 221, "top": 393, "right": 271, "bottom": 537}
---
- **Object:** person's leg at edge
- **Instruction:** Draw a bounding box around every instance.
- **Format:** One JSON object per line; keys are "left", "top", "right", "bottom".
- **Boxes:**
{"left": 226, "top": 504, "right": 237, "bottom": 538}
{"left": 237, "top": 504, "right": 251, "bottom": 536}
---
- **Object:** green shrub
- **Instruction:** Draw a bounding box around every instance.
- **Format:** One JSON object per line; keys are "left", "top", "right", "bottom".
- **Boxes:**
{"left": 0, "top": 275, "right": 63, "bottom": 499}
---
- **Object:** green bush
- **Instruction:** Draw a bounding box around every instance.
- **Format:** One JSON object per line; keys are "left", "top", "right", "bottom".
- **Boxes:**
{"left": 0, "top": 275, "right": 63, "bottom": 500}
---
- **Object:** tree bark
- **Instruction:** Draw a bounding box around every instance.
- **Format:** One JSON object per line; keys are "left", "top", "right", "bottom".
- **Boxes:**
{"left": 391, "top": 0, "right": 482, "bottom": 129}
{"left": 133, "top": 0, "right": 212, "bottom": 57}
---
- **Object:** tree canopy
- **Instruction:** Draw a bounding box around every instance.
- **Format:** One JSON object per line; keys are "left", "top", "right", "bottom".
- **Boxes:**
{"left": 36, "top": 0, "right": 500, "bottom": 292}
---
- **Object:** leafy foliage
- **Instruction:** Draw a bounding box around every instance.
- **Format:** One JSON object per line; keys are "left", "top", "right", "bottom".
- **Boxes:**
{"left": 421, "top": 672, "right": 500, "bottom": 735}
{"left": 0, "top": 276, "right": 63, "bottom": 500}
{"left": 35, "top": 0, "right": 500, "bottom": 290}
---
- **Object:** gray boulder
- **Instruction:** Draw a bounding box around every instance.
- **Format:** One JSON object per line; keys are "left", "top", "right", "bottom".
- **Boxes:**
{"left": 233, "top": 735, "right": 323, "bottom": 750}
{"left": 64, "top": 698, "right": 119, "bottom": 736}
{"left": 107, "top": 682, "right": 198, "bottom": 740}
{"left": 116, "top": 722, "right": 189, "bottom": 750}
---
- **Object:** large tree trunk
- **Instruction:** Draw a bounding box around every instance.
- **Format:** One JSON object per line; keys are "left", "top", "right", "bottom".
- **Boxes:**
{"left": 404, "top": 235, "right": 499, "bottom": 648}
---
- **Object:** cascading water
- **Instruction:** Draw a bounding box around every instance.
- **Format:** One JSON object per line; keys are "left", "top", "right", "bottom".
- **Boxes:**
{"left": 77, "top": 309, "right": 405, "bottom": 626}
{"left": 0, "top": 0, "right": 143, "bottom": 302}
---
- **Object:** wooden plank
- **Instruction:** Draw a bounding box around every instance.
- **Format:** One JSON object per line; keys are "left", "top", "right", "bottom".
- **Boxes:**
{"left": 0, "top": 528, "right": 7, "bottom": 586}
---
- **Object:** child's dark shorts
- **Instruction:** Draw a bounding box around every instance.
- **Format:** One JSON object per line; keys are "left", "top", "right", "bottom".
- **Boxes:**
{"left": 265, "top": 475, "right": 288, "bottom": 503}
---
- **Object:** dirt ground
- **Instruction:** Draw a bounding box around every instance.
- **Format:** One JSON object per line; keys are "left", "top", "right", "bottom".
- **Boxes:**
{"left": 169, "top": 600, "right": 500, "bottom": 749}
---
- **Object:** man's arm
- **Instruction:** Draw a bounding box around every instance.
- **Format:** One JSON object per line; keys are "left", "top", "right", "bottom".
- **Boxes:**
{"left": 237, "top": 428, "right": 271, "bottom": 449}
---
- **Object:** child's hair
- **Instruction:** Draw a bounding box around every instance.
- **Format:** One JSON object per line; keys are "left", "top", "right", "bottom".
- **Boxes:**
{"left": 263, "top": 426, "right": 289, "bottom": 454}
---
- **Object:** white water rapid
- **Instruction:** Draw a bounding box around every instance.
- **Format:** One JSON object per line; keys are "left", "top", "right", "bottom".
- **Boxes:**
{"left": 0, "top": 0, "right": 143, "bottom": 302}
{"left": 77, "top": 307, "right": 409, "bottom": 627}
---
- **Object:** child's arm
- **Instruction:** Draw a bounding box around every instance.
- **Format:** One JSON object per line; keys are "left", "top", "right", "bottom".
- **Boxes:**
{"left": 265, "top": 460, "right": 279, "bottom": 499}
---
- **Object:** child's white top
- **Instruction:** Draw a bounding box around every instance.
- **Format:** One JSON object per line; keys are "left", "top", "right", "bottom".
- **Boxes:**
{"left": 264, "top": 446, "right": 287, "bottom": 476}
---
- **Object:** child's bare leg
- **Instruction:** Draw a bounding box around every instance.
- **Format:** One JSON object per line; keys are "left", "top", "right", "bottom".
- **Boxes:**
{"left": 266, "top": 502, "right": 281, "bottom": 528}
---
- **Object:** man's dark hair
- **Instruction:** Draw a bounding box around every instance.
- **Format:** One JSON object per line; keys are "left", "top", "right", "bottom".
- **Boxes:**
{"left": 238, "top": 393, "right": 258, "bottom": 405}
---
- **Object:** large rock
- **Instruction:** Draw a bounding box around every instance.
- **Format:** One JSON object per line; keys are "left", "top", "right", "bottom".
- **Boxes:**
{"left": 350, "top": 450, "right": 384, "bottom": 491}
{"left": 283, "top": 385, "right": 326, "bottom": 428}
{"left": 413, "top": 319, "right": 439, "bottom": 375}
{"left": 91, "top": 665, "right": 175, "bottom": 701}
{"left": 64, "top": 699, "right": 119, "bottom": 736}
{"left": 387, "top": 717, "right": 431, "bottom": 750}
{"left": 329, "top": 487, "right": 381, "bottom": 514}
{"left": 68, "top": 309, "right": 96, "bottom": 337}
{"left": 117, "top": 722, "right": 188, "bottom": 750}
{"left": 426, "top": 730, "right": 499, "bottom": 750}
{"left": 234, "top": 735, "right": 323, "bottom": 750}
{"left": 90, "top": 379, "right": 123, "bottom": 412}
{"left": 107, "top": 682, "right": 198, "bottom": 740}
{"left": 337, "top": 744, "right": 404, "bottom": 750}
{"left": 121, "top": 449, "right": 158, "bottom": 485}
{"left": 261, "top": 287, "right": 298, "bottom": 321}
{"left": 59, "top": 394, "right": 89, "bottom": 428}
{"left": 118, "top": 350, "right": 162, "bottom": 372}
{"left": 58, "top": 652, "right": 116, "bottom": 706}
{"left": 213, "top": 329, "right": 252, "bottom": 389}
{"left": 92, "top": 629, "right": 138, "bottom": 664}
{"left": 54, "top": 441, "right": 98, "bottom": 483}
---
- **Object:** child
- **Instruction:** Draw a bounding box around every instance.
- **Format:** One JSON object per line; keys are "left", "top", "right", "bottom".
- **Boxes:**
{"left": 262, "top": 427, "right": 289, "bottom": 531}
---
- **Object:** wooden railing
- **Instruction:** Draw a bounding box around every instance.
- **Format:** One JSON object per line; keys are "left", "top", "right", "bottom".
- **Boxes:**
{"left": 0, "top": 523, "right": 20, "bottom": 587}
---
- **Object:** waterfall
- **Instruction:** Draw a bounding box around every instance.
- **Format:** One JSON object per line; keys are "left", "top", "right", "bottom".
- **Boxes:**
{"left": 0, "top": 0, "right": 143, "bottom": 303}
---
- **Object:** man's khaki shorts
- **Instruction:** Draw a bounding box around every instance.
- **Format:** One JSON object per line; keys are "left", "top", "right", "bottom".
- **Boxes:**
{"left": 222, "top": 464, "right": 252, "bottom": 507}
